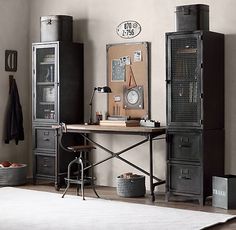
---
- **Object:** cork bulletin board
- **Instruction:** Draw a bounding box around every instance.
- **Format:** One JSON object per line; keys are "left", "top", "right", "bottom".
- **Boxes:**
{"left": 106, "top": 42, "right": 150, "bottom": 119}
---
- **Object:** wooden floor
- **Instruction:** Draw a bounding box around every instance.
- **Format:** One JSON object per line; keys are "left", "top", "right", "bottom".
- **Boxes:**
{"left": 17, "top": 182, "right": 236, "bottom": 230}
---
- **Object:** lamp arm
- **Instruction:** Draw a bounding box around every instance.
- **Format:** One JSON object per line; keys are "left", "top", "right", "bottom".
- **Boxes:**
{"left": 88, "top": 87, "right": 97, "bottom": 124}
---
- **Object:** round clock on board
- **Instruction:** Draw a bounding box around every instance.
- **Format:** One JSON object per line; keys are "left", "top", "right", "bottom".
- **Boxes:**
{"left": 123, "top": 86, "right": 144, "bottom": 109}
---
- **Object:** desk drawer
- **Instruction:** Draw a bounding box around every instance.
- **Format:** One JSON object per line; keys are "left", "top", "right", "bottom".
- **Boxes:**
{"left": 167, "top": 131, "right": 202, "bottom": 162}
{"left": 36, "top": 128, "right": 55, "bottom": 150}
{"left": 168, "top": 163, "right": 201, "bottom": 195}
{"left": 36, "top": 155, "right": 55, "bottom": 176}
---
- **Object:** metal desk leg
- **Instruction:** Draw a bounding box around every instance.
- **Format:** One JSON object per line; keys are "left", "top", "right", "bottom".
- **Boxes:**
{"left": 149, "top": 135, "right": 155, "bottom": 201}
{"left": 80, "top": 132, "right": 165, "bottom": 201}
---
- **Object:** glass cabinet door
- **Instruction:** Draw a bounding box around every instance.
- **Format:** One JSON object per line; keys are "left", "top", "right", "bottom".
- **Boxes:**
{"left": 32, "top": 44, "right": 58, "bottom": 122}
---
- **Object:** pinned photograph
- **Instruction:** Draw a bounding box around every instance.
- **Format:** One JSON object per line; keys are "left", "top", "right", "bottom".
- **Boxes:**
{"left": 134, "top": 50, "right": 142, "bottom": 62}
{"left": 119, "top": 56, "right": 131, "bottom": 66}
{"left": 111, "top": 59, "right": 125, "bottom": 82}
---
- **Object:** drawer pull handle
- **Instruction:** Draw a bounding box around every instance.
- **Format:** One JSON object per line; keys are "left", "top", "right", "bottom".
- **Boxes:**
{"left": 178, "top": 144, "right": 190, "bottom": 148}
{"left": 43, "top": 164, "right": 48, "bottom": 167}
{"left": 179, "top": 175, "right": 191, "bottom": 180}
{"left": 180, "top": 168, "right": 191, "bottom": 180}
{"left": 43, "top": 138, "right": 50, "bottom": 141}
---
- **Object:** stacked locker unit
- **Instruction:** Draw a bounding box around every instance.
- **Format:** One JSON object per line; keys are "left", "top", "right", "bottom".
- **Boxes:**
{"left": 32, "top": 41, "right": 84, "bottom": 190}
{"left": 165, "top": 31, "right": 224, "bottom": 205}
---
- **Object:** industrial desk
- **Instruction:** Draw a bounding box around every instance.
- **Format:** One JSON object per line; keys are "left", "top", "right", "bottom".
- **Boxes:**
{"left": 58, "top": 124, "right": 166, "bottom": 201}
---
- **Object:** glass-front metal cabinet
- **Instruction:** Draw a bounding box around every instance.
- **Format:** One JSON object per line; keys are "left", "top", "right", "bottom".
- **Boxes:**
{"left": 32, "top": 41, "right": 84, "bottom": 190}
{"left": 32, "top": 44, "right": 58, "bottom": 123}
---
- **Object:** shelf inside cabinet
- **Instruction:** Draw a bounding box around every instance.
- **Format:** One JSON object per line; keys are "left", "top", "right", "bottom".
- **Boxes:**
{"left": 172, "top": 79, "right": 198, "bottom": 82}
{"left": 37, "top": 82, "right": 55, "bottom": 86}
{"left": 177, "top": 48, "right": 197, "bottom": 54}
{"left": 40, "top": 62, "right": 54, "bottom": 65}
{"left": 39, "top": 102, "right": 55, "bottom": 105}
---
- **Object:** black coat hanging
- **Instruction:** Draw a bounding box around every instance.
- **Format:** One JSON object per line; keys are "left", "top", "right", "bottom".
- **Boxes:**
{"left": 5, "top": 76, "right": 24, "bottom": 144}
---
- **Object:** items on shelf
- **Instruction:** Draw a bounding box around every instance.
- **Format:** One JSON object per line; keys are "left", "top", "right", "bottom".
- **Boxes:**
{"left": 43, "top": 86, "right": 55, "bottom": 102}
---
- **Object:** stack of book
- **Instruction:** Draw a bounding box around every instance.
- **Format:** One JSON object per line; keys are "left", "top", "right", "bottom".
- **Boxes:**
{"left": 107, "top": 115, "right": 129, "bottom": 121}
{"left": 99, "top": 119, "right": 140, "bottom": 127}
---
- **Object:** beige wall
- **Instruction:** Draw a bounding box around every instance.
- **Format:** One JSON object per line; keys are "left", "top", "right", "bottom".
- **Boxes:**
{"left": 28, "top": 0, "right": 236, "bottom": 190}
{"left": 0, "top": 0, "right": 29, "bottom": 167}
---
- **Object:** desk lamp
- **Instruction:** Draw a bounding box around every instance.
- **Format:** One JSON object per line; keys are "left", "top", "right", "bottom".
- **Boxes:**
{"left": 88, "top": 86, "right": 112, "bottom": 124}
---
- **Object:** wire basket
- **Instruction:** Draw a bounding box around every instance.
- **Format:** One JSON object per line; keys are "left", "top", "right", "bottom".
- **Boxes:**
{"left": 0, "top": 164, "right": 27, "bottom": 186}
{"left": 116, "top": 174, "right": 146, "bottom": 197}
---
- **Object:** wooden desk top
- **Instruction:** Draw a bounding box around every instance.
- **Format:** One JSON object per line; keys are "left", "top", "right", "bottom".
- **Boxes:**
{"left": 65, "top": 124, "right": 166, "bottom": 136}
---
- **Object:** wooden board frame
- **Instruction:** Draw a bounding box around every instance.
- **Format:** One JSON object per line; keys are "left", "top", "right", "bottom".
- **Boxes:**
{"left": 106, "top": 42, "right": 150, "bottom": 119}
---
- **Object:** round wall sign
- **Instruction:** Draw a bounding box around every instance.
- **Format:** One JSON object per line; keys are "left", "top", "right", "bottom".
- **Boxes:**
{"left": 116, "top": 20, "right": 141, "bottom": 39}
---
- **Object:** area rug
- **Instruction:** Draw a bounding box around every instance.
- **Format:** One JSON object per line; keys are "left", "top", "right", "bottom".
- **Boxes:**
{"left": 0, "top": 187, "right": 234, "bottom": 230}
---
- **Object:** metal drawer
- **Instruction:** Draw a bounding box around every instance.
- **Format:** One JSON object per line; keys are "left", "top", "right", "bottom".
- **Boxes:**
{"left": 168, "top": 132, "right": 201, "bottom": 161}
{"left": 168, "top": 163, "right": 201, "bottom": 195}
{"left": 36, "top": 128, "right": 55, "bottom": 150}
{"left": 36, "top": 155, "right": 55, "bottom": 176}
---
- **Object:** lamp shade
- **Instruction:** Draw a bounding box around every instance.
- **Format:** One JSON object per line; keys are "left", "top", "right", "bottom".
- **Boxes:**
{"left": 97, "top": 86, "right": 112, "bottom": 93}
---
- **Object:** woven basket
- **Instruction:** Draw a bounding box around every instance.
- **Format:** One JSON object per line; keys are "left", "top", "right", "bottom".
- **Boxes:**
{"left": 116, "top": 175, "right": 146, "bottom": 197}
{"left": 0, "top": 164, "right": 27, "bottom": 186}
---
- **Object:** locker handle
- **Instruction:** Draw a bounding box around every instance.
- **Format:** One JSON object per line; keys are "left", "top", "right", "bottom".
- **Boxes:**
{"left": 179, "top": 175, "right": 191, "bottom": 180}
{"left": 43, "top": 138, "right": 50, "bottom": 141}
{"left": 179, "top": 168, "right": 191, "bottom": 180}
{"left": 43, "top": 164, "right": 48, "bottom": 167}
{"left": 178, "top": 144, "right": 190, "bottom": 148}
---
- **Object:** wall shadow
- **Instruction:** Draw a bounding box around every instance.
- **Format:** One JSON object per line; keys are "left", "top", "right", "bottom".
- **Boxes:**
{"left": 224, "top": 34, "right": 236, "bottom": 174}
{"left": 73, "top": 19, "right": 95, "bottom": 122}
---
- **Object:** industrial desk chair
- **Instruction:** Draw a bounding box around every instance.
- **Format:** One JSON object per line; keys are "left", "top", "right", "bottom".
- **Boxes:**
{"left": 58, "top": 123, "right": 99, "bottom": 200}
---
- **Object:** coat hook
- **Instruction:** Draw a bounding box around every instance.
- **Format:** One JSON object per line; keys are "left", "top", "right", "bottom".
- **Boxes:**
{"left": 9, "top": 75, "right": 14, "bottom": 93}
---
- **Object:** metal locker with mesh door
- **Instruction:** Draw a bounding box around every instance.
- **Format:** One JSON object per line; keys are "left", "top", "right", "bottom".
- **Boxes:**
{"left": 165, "top": 31, "right": 225, "bottom": 205}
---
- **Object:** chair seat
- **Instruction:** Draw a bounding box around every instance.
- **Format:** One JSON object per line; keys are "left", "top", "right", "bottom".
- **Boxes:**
{"left": 67, "top": 145, "right": 96, "bottom": 152}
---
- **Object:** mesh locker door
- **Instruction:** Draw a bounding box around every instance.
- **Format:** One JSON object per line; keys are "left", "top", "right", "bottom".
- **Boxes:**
{"left": 167, "top": 33, "right": 202, "bottom": 127}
